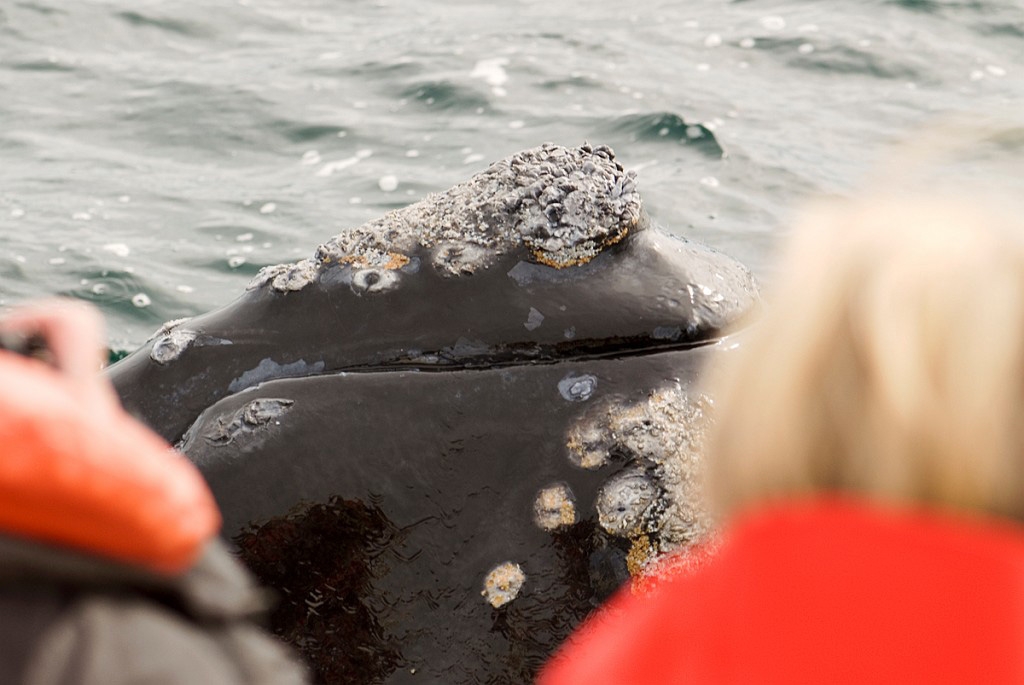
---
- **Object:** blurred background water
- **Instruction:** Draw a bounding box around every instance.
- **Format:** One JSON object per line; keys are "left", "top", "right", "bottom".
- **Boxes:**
{"left": 1, "top": 0, "right": 1021, "bottom": 354}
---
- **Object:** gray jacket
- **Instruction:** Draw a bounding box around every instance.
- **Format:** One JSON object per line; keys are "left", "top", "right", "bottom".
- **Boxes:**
{"left": 0, "top": 535, "right": 309, "bottom": 684}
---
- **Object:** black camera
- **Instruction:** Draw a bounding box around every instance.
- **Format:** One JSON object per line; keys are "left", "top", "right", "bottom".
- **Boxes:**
{"left": 0, "top": 331, "right": 53, "bottom": 365}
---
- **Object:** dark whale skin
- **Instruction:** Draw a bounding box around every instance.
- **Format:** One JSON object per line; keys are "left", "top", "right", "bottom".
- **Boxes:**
{"left": 108, "top": 144, "right": 759, "bottom": 684}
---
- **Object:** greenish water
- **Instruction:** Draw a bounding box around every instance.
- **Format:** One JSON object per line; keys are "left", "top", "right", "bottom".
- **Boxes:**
{"left": 1, "top": 0, "right": 1021, "bottom": 353}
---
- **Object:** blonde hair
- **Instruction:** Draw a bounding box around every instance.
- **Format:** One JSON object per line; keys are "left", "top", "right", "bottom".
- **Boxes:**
{"left": 708, "top": 195, "right": 1024, "bottom": 520}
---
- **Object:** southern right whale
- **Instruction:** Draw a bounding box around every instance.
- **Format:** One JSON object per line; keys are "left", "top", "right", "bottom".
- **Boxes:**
{"left": 108, "top": 143, "right": 760, "bottom": 683}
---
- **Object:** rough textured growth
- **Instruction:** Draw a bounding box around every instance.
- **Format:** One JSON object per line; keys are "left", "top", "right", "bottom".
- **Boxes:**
{"left": 534, "top": 483, "right": 578, "bottom": 531}
{"left": 568, "top": 385, "right": 714, "bottom": 572}
{"left": 482, "top": 562, "right": 527, "bottom": 608}
{"left": 150, "top": 327, "right": 197, "bottom": 365}
{"left": 596, "top": 468, "right": 662, "bottom": 537}
{"left": 247, "top": 258, "right": 318, "bottom": 293}
{"left": 248, "top": 144, "right": 643, "bottom": 293}
{"left": 558, "top": 373, "right": 598, "bottom": 402}
{"left": 200, "top": 398, "right": 295, "bottom": 447}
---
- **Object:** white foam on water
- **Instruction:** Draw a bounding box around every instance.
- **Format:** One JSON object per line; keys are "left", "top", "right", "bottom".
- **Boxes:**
{"left": 103, "top": 243, "right": 131, "bottom": 257}
{"left": 470, "top": 57, "right": 509, "bottom": 87}
{"left": 316, "top": 149, "right": 373, "bottom": 177}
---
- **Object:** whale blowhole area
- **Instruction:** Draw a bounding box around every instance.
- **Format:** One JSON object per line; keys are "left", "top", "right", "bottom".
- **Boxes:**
{"left": 249, "top": 143, "right": 644, "bottom": 293}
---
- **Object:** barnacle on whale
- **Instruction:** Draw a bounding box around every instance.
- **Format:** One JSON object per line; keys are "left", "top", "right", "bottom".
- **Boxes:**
{"left": 251, "top": 143, "right": 645, "bottom": 294}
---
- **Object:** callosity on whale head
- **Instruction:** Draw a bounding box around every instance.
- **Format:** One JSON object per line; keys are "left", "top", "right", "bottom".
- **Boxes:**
{"left": 109, "top": 143, "right": 756, "bottom": 444}
{"left": 108, "top": 143, "right": 760, "bottom": 684}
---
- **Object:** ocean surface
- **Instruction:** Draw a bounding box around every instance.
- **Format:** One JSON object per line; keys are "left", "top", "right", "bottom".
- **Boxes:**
{"left": 1, "top": 0, "right": 1021, "bottom": 353}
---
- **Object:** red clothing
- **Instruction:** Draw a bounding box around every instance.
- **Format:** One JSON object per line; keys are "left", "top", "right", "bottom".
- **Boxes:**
{"left": 540, "top": 499, "right": 1024, "bottom": 684}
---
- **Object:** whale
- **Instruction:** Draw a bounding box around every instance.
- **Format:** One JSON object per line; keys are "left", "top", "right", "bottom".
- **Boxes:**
{"left": 108, "top": 143, "right": 759, "bottom": 684}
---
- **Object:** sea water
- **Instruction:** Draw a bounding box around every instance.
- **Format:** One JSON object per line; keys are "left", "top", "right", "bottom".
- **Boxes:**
{"left": 1, "top": 0, "right": 1021, "bottom": 353}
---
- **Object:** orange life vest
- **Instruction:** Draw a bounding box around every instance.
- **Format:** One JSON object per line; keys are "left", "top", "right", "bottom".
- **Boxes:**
{"left": 0, "top": 351, "right": 220, "bottom": 574}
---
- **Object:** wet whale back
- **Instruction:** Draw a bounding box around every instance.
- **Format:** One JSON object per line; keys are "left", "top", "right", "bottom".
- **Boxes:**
{"left": 183, "top": 348, "right": 720, "bottom": 683}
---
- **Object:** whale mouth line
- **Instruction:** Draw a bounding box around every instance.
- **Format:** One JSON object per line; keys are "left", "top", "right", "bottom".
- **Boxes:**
{"left": 173, "top": 334, "right": 722, "bottom": 448}
{"left": 177, "top": 334, "right": 723, "bottom": 450}
{"left": 340, "top": 335, "right": 722, "bottom": 375}
{"left": 216, "top": 334, "right": 722, "bottom": 398}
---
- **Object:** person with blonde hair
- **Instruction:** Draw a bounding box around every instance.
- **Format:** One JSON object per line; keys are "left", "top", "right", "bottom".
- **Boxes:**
{"left": 540, "top": 193, "right": 1024, "bottom": 684}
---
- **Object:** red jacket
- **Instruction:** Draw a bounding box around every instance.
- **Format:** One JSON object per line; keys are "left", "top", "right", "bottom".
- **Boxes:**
{"left": 540, "top": 498, "right": 1024, "bottom": 684}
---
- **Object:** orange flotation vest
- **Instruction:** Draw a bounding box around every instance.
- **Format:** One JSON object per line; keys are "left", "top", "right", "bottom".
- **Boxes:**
{"left": 0, "top": 351, "right": 220, "bottom": 575}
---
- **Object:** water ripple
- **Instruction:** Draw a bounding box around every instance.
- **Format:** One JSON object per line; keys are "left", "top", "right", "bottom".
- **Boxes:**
{"left": 605, "top": 113, "right": 724, "bottom": 158}
{"left": 401, "top": 81, "right": 492, "bottom": 112}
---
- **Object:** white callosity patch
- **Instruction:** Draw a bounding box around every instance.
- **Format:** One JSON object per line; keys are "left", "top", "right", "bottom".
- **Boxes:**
{"left": 524, "top": 307, "right": 545, "bottom": 331}
{"left": 227, "top": 358, "right": 327, "bottom": 394}
{"left": 148, "top": 317, "right": 192, "bottom": 340}
{"left": 596, "top": 468, "right": 661, "bottom": 537}
{"left": 150, "top": 327, "right": 199, "bottom": 364}
{"left": 565, "top": 420, "right": 610, "bottom": 470}
{"left": 247, "top": 258, "right": 319, "bottom": 293}
{"left": 533, "top": 483, "right": 578, "bottom": 531}
{"left": 201, "top": 398, "right": 295, "bottom": 446}
{"left": 249, "top": 144, "right": 644, "bottom": 294}
{"left": 558, "top": 373, "right": 597, "bottom": 402}
{"left": 431, "top": 242, "right": 489, "bottom": 276}
{"left": 567, "top": 386, "right": 714, "bottom": 554}
{"left": 481, "top": 562, "right": 526, "bottom": 608}
{"left": 350, "top": 267, "right": 399, "bottom": 295}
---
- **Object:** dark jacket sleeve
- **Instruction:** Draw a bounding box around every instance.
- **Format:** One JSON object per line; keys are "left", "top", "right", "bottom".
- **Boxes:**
{"left": 21, "top": 595, "right": 309, "bottom": 685}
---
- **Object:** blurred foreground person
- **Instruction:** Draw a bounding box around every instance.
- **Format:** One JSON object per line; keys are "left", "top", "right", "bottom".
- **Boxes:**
{"left": 0, "top": 300, "right": 308, "bottom": 684}
{"left": 541, "top": 196, "right": 1024, "bottom": 684}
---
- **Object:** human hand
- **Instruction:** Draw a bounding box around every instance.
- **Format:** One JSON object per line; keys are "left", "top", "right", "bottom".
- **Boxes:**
{"left": 0, "top": 299, "right": 120, "bottom": 413}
